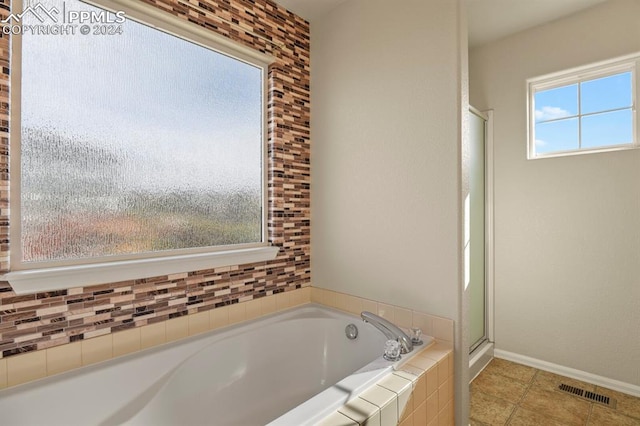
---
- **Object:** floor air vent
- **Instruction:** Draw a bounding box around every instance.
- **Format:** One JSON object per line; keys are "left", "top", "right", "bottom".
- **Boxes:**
{"left": 558, "top": 383, "right": 617, "bottom": 408}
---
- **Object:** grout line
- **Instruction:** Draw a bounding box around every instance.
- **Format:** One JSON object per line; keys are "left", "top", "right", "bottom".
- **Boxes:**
{"left": 518, "top": 369, "right": 537, "bottom": 405}
{"left": 585, "top": 400, "right": 594, "bottom": 425}
{"left": 503, "top": 371, "right": 536, "bottom": 426}
{"left": 503, "top": 403, "right": 517, "bottom": 425}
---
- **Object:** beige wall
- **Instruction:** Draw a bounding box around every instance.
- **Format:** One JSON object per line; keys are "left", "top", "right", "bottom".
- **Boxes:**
{"left": 470, "top": 0, "right": 640, "bottom": 387}
{"left": 311, "top": 0, "right": 468, "bottom": 423}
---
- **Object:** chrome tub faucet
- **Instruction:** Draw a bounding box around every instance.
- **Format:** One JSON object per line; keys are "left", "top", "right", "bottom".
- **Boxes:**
{"left": 361, "top": 311, "right": 413, "bottom": 354}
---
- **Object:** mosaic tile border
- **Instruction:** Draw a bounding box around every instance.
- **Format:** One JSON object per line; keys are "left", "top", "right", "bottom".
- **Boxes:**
{"left": 0, "top": 286, "right": 311, "bottom": 389}
{"left": 0, "top": 0, "right": 310, "bottom": 359}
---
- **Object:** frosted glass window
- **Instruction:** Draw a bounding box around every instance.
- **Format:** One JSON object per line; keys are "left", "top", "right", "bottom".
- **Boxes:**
{"left": 528, "top": 61, "right": 637, "bottom": 159}
{"left": 19, "top": 0, "right": 264, "bottom": 264}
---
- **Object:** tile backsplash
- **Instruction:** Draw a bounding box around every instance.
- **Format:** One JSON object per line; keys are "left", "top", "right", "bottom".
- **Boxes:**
{"left": 0, "top": 286, "right": 311, "bottom": 389}
{"left": 0, "top": 0, "right": 310, "bottom": 360}
{"left": 310, "top": 287, "right": 455, "bottom": 342}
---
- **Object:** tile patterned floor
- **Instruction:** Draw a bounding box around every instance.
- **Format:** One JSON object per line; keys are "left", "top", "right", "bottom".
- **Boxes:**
{"left": 470, "top": 358, "right": 640, "bottom": 425}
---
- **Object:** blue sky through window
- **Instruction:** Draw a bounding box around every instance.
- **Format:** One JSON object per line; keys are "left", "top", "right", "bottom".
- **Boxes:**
{"left": 533, "top": 71, "right": 633, "bottom": 155}
{"left": 535, "top": 84, "right": 578, "bottom": 122}
{"left": 581, "top": 73, "right": 632, "bottom": 114}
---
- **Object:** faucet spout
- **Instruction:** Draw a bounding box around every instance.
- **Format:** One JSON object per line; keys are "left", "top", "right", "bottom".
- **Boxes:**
{"left": 361, "top": 311, "right": 413, "bottom": 354}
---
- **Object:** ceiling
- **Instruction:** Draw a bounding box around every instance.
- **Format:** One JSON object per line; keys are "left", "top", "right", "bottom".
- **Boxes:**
{"left": 466, "top": 0, "right": 607, "bottom": 47}
{"left": 274, "top": 0, "right": 608, "bottom": 48}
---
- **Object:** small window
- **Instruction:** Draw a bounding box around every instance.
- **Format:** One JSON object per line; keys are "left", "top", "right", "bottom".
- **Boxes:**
{"left": 528, "top": 56, "right": 639, "bottom": 159}
{"left": 12, "top": 0, "right": 269, "bottom": 269}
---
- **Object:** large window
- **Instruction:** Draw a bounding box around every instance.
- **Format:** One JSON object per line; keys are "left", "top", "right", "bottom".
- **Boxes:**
{"left": 528, "top": 56, "right": 639, "bottom": 159}
{"left": 7, "top": 0, "right": 274, "bottom": 285}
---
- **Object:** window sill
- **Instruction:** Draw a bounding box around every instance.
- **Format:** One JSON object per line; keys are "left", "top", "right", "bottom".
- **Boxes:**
{"left": 2, "top": 246, "right": 280, "bottom": 295}
{"left": 528, "top": 143, "right": 640, "bottom": 160}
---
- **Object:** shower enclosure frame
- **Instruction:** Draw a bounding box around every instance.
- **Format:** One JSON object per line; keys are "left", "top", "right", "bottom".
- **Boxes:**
{"left": 468, "top": 106, "right": 495, "bottom": 381}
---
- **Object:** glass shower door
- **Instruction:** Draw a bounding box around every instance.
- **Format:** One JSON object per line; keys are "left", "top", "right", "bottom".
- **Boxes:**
{"left": 469, "top": 110, "right": 486, "bottom": 352}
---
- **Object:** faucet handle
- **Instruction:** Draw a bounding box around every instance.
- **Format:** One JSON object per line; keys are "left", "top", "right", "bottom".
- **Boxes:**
{"left": 410, "top": 327, "right": 424, "bottom": 345}
{"left": 383, "top": 339, "right": 402, "bottom": 361}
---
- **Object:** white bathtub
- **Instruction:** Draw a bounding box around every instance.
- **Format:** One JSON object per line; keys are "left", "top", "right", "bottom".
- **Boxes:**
{"left": 0, "top": 304, "right": 399, "bottom": 425}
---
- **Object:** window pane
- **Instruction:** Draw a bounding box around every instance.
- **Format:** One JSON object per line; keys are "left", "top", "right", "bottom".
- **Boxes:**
{"left": 581, "top": 72, "right": 632, "bottom": 114}
{"left": 534, "top": 84, "right": 578, "bottom": 123}
{"left": 581, "top": 109, "right": 633, "bottom": 149}
{"left": 21, "top": 0, "right": 263, "bottom": 263}
{"left": 534, "top": 118, "right": 579, "bottom": 154}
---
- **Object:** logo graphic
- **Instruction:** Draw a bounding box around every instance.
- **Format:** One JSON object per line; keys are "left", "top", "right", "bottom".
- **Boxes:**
{"left": 2, "top": 4, "right": 59, "bottom": 24}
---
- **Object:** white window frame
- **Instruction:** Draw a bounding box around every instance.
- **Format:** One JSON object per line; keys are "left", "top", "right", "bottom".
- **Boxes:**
{"left": 3, "top": 0, "right": 278, "bottom": 294}
{"left": 527, "top": 53, "right": 640, "bottom": 159}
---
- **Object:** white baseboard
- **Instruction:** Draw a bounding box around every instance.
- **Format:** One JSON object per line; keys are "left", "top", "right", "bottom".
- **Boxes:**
{"left": 494, "top": 349, "right": 640, "bottom": 398}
